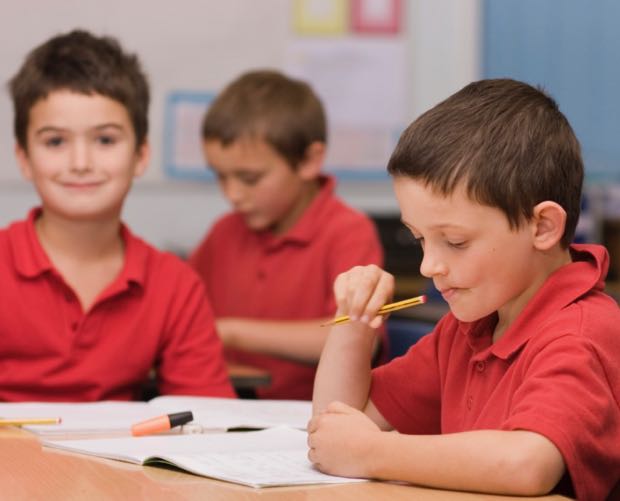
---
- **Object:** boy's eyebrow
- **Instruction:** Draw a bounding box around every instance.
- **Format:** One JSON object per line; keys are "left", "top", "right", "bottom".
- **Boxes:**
{"left": 400, "top": 219, "right": 466, "bottom": 231}
{"left": 34, "top": 123, "right": 126, "bottom": 135}
{"left": 93, "top": 123, "right": 125, "bottom": 131}
{"left": 34, "top": 126, "right": 66, "bottom": 136}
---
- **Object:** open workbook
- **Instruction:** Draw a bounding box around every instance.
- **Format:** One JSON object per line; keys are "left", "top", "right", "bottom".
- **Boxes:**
{"left": 43, "top": 427, "right": 364, "bottom": 488}
{"left": 0, "top": 396, "right": 311, "bottom": 437}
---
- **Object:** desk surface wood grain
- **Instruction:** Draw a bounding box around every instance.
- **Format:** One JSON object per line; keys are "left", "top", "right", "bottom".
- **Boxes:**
{"left": 0, "top": 428, "right": 572, "bottom": 501}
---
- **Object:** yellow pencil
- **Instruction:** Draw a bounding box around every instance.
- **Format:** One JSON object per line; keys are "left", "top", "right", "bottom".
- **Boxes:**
{"left": 321, "top": 294, "right": 427, "bottom": 327}
{"left": 0, "top": 417, "right": 62, "bottom": 426}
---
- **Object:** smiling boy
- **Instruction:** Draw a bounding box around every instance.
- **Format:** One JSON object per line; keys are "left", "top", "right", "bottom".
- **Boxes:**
{"left": 309, "top": 79, "right": 620, "bottom": 499}
{"left": 0, "top": 30, "right": 234, "bottom": 401}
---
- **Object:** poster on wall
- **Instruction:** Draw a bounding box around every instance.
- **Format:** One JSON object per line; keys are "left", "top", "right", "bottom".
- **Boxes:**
{"left": 289, "top": 0, "right": 407, "bottom": 179}
{"left": 163, "top": 91, "right": 213, "bottom": 181}
{"left": 293, "top": 0, "right": 349, "bottom": 35}
{"left": 285, "top": 38, "right": 407, "bottom": 179}
{"left": 350, "top": 0, "right": 403, "bottom": 34}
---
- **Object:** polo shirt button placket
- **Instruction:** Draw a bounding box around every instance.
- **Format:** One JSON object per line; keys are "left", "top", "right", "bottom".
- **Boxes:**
{"left": 467, "top": 396, "right": 473, "bottom": 410}
{"left": 475, "top": 361, "right": 486, "bottom": 373}
{"left": 63, "top": 289, "right": 80, "bottom": 334}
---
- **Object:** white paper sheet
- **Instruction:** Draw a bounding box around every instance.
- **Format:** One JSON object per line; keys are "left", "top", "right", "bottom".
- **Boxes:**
{"left": 43, "top": 427, "right": 365, "bottom": 488}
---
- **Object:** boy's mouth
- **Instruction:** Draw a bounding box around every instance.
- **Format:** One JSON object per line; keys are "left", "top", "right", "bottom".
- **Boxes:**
{"left": 438, "top": 287, "right": 458, "bottom": 301}
{"left": 61, "top": 180, "right": 104, "bottom": 188}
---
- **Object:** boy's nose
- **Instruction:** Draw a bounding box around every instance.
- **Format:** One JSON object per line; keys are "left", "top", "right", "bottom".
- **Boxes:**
{"left": 419, "top": 250, "right": 448, "bottom": 278}
{"left": 69, "top": 141, "right": 91, "bottom": 173}
{"left": 222, "top": 180, "right": 245, "bottom": 205}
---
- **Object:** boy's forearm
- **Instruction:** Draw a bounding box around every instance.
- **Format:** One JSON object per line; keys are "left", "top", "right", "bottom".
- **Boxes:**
{"left": 216, "top": 318, "right": 330, "bottom": 364}
{"left": 367, "top": 429, "right": 565, "bottom": 496}
{"left": 312, "top": 324, "right": 376, "bottom": 415}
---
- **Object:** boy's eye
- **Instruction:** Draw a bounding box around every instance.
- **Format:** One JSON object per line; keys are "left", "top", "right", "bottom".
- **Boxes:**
{"left": 44, "top": 136, "right": 64, "bottom": 148}
{"left": 448, "top": 241, "right": 467, "bottom": 249}
{"left": 237, "top": 173, "right": 262, "bottom": 186}
{"left": 96, "top": 135, "right": 117, "bottom": 145}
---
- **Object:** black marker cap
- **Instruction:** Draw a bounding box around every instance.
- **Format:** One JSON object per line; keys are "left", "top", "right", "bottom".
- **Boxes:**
{"left": 168, "top": 411, "right": 194, "bottom": 428}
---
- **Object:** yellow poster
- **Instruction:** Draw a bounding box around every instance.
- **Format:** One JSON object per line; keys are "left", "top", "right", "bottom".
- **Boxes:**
{"left": 293, "top": 0, "right": 348, "bottom": 35}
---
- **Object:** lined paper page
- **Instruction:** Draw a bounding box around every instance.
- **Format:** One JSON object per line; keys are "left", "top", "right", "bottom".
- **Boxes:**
{"left": 43, "top": 427, "right": 365, "bottom": 487}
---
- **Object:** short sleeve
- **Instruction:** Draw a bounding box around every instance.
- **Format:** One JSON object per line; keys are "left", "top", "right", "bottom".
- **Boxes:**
{"left": 370, "top": 320, "right": 444, "bottom": 434}
{"left": 502, "top": 335, "right": 619, "bottom": 501}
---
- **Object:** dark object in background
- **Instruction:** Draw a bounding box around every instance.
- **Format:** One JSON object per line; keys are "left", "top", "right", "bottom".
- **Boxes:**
{"left": 370, "top": 214, "right": 423, "bottom": 277}
{"left": 603, "top": 219, "right": 620, "bottom": 282}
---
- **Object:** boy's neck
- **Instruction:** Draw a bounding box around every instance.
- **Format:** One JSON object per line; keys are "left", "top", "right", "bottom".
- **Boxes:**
{"left": 35, "top": 210, "right": 124, "bottom": 263}
{"left": 272, "top": 179, "right": 321, "bottom": 235}
{"left": 493, "top": 246, "right": 573, "bottom": 343}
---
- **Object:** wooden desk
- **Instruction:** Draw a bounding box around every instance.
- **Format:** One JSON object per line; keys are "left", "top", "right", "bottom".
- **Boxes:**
{"left": 0, "top": 428, "right": 572, "bottom": 500}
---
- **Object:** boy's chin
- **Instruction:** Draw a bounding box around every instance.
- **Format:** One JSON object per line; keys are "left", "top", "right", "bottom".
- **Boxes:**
{"left": 242, "top": 216, "right": 271, "bottom": 232}
{"left": 449, "top": 308, "right": 489, "bottom": 324}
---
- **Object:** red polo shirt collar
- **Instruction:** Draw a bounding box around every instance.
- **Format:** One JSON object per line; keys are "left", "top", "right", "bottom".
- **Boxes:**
{"left": 256, "top": 175, "right": 336, "bottom": 250}
{"left": 459, "top": 244, "right": 608, "bottom": 360}
{"left": 9, "top": 207, "right": 148, "bottom": 294}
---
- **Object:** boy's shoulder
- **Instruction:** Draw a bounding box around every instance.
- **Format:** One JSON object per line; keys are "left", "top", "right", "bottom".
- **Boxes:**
{"left": 121, "top": 225, "right": 202, "bottom": 283}
{"left": 0, "top": 210, "right": 44, "bottom": 275}
{"left": 295, "top": 175, "right": 379, "bottom": 238}
{"left": 515, "top": 244, "right": 618, "bottom": 342}
{"left": 209, "top": 211, "right": 247, "bottom": 235}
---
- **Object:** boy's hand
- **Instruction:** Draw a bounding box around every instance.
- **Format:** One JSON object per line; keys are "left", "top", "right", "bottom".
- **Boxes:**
{"left": 307, "top": 401, "right": 382, "bottom": 478}
{"left": 334, "top": 265, "right": 395, "bottom": 329}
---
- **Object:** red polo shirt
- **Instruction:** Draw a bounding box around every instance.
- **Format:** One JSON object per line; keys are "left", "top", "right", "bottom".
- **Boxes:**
{"left": 370, "top": 244, "right": 620, "bottom": 500}
{"left": 190, "top": 176, "right": 383, "bottom": 399}
{"left": 0, "top": 208, "right": 235, "bottom": 402}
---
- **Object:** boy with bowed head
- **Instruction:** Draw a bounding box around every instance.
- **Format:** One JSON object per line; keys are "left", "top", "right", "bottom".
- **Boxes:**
{"left": 189, "top": 70, "right": 384, "bottom": 399}
{"left": 309, "top": 79, "right": 620, "bottom": 499}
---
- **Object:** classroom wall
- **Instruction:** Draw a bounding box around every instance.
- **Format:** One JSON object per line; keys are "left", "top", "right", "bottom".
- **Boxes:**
{"left": 0, "top": 0, "right": 480, "bottom": 252}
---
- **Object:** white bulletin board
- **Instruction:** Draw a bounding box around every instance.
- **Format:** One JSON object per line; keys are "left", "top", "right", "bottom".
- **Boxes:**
{"left": 0, "top": 0, "right": 479, "bottom": 185}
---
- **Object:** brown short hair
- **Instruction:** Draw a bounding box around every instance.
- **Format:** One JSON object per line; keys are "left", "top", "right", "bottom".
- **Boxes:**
{"left": 202, "top": 69, "right": 326, "bottom": 169}
{"left": 9, "top": 29, "right": 149, "bottom": 150}
{"left": 387, "top": 78, "right": 583, "bottom": 248}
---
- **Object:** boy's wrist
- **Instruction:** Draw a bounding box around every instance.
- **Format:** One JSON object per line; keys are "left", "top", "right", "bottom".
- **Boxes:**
{"left": 215, "top": 318, "right": 239, "bottom": 348}
{"left": 328, "top": 323, "right": 377, "bottom": 353}
{"left": 360, "top": 429, "right": 388, "bottom": 479}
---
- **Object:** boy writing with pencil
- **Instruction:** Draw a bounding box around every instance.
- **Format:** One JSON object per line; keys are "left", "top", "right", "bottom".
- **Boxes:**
{"left": 309, "top": 79, "right": 620, "bottom": 499}
{"left": 189, "top": 70, "right": 383, "bottom": 399}
{"left": 0, "top": 30, "right": 235, "bottom": 401}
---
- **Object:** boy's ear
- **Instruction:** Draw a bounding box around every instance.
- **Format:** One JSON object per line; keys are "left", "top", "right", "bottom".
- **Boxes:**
{"left": 530, "top": 201, "right": 567, "bottom": 250}
{"left": 297, "top": 141, "right": 325, "bottom": 180}
{"left": 15, "top": 143, "right": 34, "bottom": 181}
{"left": 133, "top": 141, "right": 151, "bottom": 178}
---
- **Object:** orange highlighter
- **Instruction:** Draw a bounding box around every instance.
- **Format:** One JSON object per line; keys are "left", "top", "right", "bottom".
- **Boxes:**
{"left": 131, "top": 411, "right": 194, "bottom": 437}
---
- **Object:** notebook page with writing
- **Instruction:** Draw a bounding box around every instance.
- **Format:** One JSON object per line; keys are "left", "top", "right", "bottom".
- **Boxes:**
{"left": 43, "top": 427, "right": 365, "bottom": 488}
